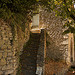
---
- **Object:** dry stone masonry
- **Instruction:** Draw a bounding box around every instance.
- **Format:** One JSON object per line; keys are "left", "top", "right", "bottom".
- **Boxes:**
{"left": 0, "top": 19, "right": 30, "bottom": 75}
{"left": 39, "top": 8, "right": 74, "bottom": 75}
{"left": 39, "top": 8, "right": 74, "bottom": 65}
{"left": 0, "top": 20, "right": 14, "bottom": 75}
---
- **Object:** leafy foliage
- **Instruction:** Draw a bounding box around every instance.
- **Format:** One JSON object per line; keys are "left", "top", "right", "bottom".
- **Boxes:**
{"left": 38, "top": 0, "right": 75, "bottom": 33}
{"left": 0, "top": 0, "right": 38, "bottom": 32}
{"left": 0, "top": 0, "right": 75, "bottom": 33}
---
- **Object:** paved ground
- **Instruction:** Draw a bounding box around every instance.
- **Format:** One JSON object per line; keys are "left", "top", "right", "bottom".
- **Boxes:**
{"left": 20, "top": 33, "right": 41, "bottom": 75}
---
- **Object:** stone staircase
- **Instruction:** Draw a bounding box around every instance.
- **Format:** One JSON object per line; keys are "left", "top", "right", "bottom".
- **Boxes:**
{"left": 19, "top": 33, "right": 41, "bottom": 75}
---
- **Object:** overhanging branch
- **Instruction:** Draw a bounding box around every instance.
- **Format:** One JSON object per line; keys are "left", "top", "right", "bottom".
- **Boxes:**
{"left": 64, "top": 0, "right": 75, "bottom": 21}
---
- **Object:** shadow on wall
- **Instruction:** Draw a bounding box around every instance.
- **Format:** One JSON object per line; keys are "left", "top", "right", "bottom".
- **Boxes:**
{"left": 46, "top": 34, "right": 64, "bottom": 61}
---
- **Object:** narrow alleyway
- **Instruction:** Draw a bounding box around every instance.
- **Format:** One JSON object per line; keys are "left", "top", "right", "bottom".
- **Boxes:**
{"left": 19, "top": 33, "right": 41, "bottom": 75}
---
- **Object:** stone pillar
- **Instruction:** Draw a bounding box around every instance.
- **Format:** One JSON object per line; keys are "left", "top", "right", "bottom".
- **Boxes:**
{"left": 68, "top": 33, "right": 74, "bottom": 64}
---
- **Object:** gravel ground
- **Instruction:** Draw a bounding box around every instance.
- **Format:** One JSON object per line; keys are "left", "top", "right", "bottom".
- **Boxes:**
{"left": 45, "top": 60, "right": 69, "bottom": 75}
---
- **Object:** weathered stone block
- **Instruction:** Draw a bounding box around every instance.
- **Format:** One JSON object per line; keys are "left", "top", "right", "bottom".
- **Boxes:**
{"left": 7, "top": 46, "right": 12, "bottom": 49}
{"left": 13, "top": 62, "right": 17, "bottom": 67}
{"left": 61, "top": 40, "right": 68, "bottom": 45}
{"left": 1, "top": 45, "right": 7, "bottom": 49}
{"left": 15, "top": 38, "right": 17, "bottom": 40}
{"left": 0, "top": 53, "right": 2, "bottom": 59}
{"left": 13, "top": 51, "right": 16, "bottom": 56}
{"left": 3, "top": 52, "right": 7, "bottom": 58}
{"left": 0, "top": 58, "right": 6, "bottom": 65}
{"left": 2, "top": 65, "right": 7, "bottom": 70}
{"left": 9, "top": 33, "right": 12, "bottom": 36}
{"left": 7, "top": 52, "right": 12, "bottom": 56}
{"left": 5, "top": 69, "right": 14, "bottom": 74}
{"left": 7, "top": 57, "right": 12, "bottom": 60}
{"left": 7, "top": 64, "right": 13, "bottom": 70}
{"left": 6, "top": 50, "right": 11, "bottom": 52}
{"left": 0, "top": 41, "right": 4, "bottom": 47}
{"left": 3, "top": 38, "right": 8, "bottom": 40}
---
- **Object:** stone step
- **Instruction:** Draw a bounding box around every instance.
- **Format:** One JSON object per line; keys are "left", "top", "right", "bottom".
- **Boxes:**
{"left": 20, "top": 33, "right": 41, "bottom": 75}
{"left": 30, "top": 29, "right": 41, "bottom": 33}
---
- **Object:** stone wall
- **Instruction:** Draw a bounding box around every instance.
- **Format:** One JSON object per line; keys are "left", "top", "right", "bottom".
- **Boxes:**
{"left": 39, "top": 8, "right": 75, "bottom": 75}
{"left": 0, "top": 19, "right": 30, "bottom": 75}
{"left": 39, "top": 8, "right": 71, "bottom": 63}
